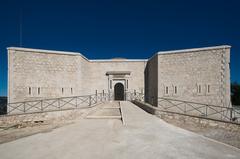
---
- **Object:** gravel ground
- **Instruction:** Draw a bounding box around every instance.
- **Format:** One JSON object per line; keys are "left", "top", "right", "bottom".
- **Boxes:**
{"left": 0, "top": 103, "right": 102, "bottom": 144}
{"left": 0, "top": 122, "right": 68, "bottom": 144}
{"left": 160, "top": 116, "right": 240, "bottom": 149}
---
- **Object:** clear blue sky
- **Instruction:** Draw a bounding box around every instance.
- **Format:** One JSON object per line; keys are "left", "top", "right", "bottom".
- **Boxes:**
{"left": 0, "top": 0, "right": 240, "bottom": 96}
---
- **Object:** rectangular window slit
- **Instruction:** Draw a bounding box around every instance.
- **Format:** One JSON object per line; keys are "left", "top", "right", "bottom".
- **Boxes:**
{"left": 38, "top": 87, "right": 40, "bottom": 95}
{"left": 207, "top": 85, "right": 210, "bottom": 93}
{"left": 166, "top": 86, "right": 168, "bottom": 94}
{"left": 198, "top": 85, "right": 201, "bottom": 93}
{"left": 71, "top": 88, "right": 73, "bottom": 94}
{"left": 29, "top": 87, "right": 31, "bottom": 95}
{"left": 62, "top": 88, "right": 64, "bottom": 94}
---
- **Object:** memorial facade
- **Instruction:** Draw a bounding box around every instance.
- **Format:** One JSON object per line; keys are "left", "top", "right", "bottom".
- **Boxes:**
{"left": 7, "top": 45, "right": 231, "bottom": 108}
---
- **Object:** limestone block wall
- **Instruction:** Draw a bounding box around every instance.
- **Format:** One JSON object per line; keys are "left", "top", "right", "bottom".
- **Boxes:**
{"left": 88, "top": 60, "right": 146, "bottom": 95}
{"left": 144, "top": 54, "right": 158, "bottom": 106}
{"left": 8, "top": 45, "right": 231, "bottom": 114}
{"left": 157, "top": 46, "right": 231, "bottom": 107}
{"left": 78, "top": 57, "right": 91, "bottom": 96}
{"left": 8, "top": 48, "right": 146, "bottom": 104}
{"left": 7, "top": 48, "right": 86, "bottom": 103}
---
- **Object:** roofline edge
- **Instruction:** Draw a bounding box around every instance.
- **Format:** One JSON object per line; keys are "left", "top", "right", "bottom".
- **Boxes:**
{"left": 7, "top": 47, "right": 89, "bottom": 61}
{"left": 157, "top": 45, "right": 231, "bottom": 55}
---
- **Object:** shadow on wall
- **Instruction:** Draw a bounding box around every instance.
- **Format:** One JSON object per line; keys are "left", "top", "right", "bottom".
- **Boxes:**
{"left": 132, "top": 100, "right": 156, "bottom": 114}
{"left": 144, "top": 55, "right": 158, "bottom": 106}
{"left": 0, "top": 97, "right": 7, "bottom": 115}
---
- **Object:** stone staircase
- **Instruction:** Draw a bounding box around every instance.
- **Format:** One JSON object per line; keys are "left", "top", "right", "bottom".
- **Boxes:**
{"left": 86, "top": 101, "right": 122, "bottom": 120}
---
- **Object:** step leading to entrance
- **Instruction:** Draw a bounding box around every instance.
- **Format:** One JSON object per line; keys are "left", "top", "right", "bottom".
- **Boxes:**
{"left": 86, "top": 102, "right": 122, "bottom": 120}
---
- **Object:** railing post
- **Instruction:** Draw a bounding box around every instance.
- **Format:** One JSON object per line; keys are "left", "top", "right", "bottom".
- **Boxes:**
{"left": 205, "top": 106, "right": 208, "bottom": 117}
{"left": 89, "top": 95, "right": 91, "bottom": 106}
{"left": 102, "top": 90, "right": 104, "bottom": 101}
{"left": 58, "top": 98, "right": 60, "bottom": 110}
{"left": 23, "top": 102, "right": 26, "bottom": 113}
{"left": 41, "top": 100, "right": 43, "bottom": 112}
{"left": 230, "top": 107, "right": 233, "bottom": 121}
{"left": 7, "top": 103, "right": 9, "bottom": 114}
{"left": 184, "top": 104, "right": 186, "bottom": 114}
{"left": 76, "top": 97, "right": 78, "bottom": 108}
{"left": 95, "top": 90, "right": 98, "bottom": 103}
{"left": 221, "top": 107, "right": 223, "bottom": 120}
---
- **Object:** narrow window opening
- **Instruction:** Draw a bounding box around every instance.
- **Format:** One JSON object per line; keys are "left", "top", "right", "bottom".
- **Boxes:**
{"left": 198, "top": 85, "right": 201, "bottom": 93}
{"left": 62, "top": 88, "right": 64, "bottom": 94}
{"left": 166, "top": 86, "right": 169, "bottom": 94}
{"left": 174, "top": 86, "right": 177, "bottom": 94}
{"left": 38, "top": 87, "right": 40, "bottom": 95}
{"left": 207, "top": 85, "right": 210, "bottom": 93}
{"left": 71, "top": 88, "right": 73, "bottom": 94}
{"left": 29, "top": 87, "right": 31, "bottom": 95}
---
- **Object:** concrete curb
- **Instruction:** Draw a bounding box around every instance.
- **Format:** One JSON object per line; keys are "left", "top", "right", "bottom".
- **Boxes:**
{"left": 120, "top": 101, "right": 126, "bottom": 126}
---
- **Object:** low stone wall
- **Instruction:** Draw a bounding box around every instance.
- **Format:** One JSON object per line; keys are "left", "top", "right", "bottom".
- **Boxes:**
{"left": 0, "top": 106, "right": 97, "bottom": 126}
{"left": 158, "top": 111, "right": 240, "bottom": 130}
{"left": 133, "top": 100, "right": 240, "bottom": 129}
{"left": 132, "top": 100, "right": 156, "bottom": 114}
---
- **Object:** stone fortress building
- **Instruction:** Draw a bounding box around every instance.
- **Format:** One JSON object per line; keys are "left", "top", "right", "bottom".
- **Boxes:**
{"left": 7, "top": 45, "right": 231, "bottom": 109}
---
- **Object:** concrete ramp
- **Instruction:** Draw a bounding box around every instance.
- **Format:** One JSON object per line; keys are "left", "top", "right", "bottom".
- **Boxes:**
{"left": 0, "top": 101, "right": 239, "bottom": 159}
{"left": 120, "top": 101, "right": 240, "bottom": 158}
{"left": 120, "top": 101, "right": 155, "bottom": 126}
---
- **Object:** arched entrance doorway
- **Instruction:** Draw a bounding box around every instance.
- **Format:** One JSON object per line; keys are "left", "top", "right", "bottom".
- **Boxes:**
{"left": 114, "top": 83, "right": 124, "bottom": 100}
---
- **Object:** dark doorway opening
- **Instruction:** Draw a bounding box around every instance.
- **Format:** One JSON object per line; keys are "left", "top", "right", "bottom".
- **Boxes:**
{"left": 114, "top": 83, "right": 124, "bottom": 100}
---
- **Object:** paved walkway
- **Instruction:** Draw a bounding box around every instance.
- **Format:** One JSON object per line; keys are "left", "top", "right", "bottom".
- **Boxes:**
{"left": 0, "top": 101, "right": 240, "bottom": 159}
